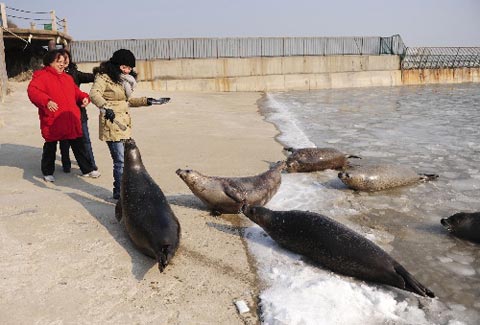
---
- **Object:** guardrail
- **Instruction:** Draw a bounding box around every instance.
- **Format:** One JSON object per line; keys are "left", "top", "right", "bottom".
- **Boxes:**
{"left": 401, "top": 47, "right": 480, "bottom": 69}
{"left": 0, "top": 2, "right": 67, "bottom": 33}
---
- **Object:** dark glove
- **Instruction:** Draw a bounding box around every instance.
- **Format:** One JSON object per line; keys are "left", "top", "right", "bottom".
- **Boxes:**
{"left": 104, "top": 108, "right": 115, "bottom": 123}
{"left": 147, "top": 97, "right": 170, "bottom": 105}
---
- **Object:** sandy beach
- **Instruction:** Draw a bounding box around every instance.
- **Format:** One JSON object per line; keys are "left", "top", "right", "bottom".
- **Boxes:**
{"left": 0, "top": 81, "right": 285, "bottom": 324}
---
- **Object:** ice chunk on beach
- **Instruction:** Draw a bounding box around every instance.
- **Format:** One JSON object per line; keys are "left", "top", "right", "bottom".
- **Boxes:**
{"left": 443, "top": 262, "right": 476, "bottom": 276}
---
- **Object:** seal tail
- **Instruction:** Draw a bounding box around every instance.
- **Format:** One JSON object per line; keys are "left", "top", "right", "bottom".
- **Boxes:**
{"left": 419, "top": 173, "right": 439, "bottom": 182}
{"left": 394, "top": 264, "right": 435, "bottom": 298}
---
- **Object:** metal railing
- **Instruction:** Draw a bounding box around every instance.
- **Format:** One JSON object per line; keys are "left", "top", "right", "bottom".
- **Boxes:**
{"left": 70, "top": 35, "right": 406, "bottom": 63}
{"left": 401, "top": 47, "right": 480, "bottom": 69}
{"left": 0, "top": 3, "right": 67, "bottom": 33}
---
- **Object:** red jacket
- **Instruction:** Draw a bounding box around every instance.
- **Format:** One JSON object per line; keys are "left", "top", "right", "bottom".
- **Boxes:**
{"left": 27, "top": 66, "right": 89, "bottom": 142}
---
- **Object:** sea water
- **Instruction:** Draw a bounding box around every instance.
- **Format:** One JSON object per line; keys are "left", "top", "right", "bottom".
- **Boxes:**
{"left": 247, "top": 83, "right": 480, "bottom": 325}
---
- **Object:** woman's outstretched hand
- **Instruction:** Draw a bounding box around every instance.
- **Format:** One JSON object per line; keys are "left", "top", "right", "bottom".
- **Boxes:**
{"left": 147, "top": 97, "right": 171, "bottom": 105}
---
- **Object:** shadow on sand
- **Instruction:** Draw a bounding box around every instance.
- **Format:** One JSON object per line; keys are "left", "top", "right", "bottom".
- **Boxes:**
{"left": 0, "top": 143, "right": 155, "bottom": 279}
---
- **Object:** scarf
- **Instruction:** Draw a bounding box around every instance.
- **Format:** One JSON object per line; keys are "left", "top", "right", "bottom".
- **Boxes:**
{"left": 120, "top": 74, "right": 137, "bottom": 99}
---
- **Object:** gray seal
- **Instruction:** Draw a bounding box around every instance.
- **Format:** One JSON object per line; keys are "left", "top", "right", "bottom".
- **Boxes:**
{"left": 284, "top": 147, "right": 360, "bottom": 173}
{"left": 115, "top": 138, "right": 181, "bottom": 272}
{"left": 441, "top": 212, "right": 480, "bottom": 243}
{"left": 338, "top": 163, "right": 438, "bottom": 191}
{"left": 176, "top": 161, "right": 285, "bottom": 215}
{"left": 242, "top": 205, "right": 435, "bottom": 297}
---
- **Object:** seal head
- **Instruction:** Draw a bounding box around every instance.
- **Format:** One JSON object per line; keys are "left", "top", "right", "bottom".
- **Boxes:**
{"left": 441, "top": 212, "right": 480, "bottom": 243}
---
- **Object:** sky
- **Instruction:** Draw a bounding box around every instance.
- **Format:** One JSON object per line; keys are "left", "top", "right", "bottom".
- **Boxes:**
{"left": 6, "top": 0, "right": 480, "bottom": 47}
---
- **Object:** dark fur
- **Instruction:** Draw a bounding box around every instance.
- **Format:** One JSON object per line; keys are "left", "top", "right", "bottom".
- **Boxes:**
{"left": 242, "top": 205, "right": 434, "bottom": 298}
{"left": 116, "top": 138, "right": 180, "bottom": 272}
{"left": 441, "top": 212, "right": 480, "bottom": 243}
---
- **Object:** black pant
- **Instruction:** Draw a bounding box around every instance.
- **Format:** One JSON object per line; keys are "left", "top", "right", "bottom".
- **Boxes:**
{"left": 41, "top": 138, "right": 94, "bottom": 176}
{"left": 59, "top": 119, "right": 98, "bottom": 170}
{"left": 59, "top": 140, "right": 72, "bottom": 169}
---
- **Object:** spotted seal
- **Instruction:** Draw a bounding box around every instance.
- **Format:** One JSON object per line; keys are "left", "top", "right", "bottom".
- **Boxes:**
{"left": 338, "top": 163, "right": 438, "bottom": 191}
{"left": 284, "top": 147, "right": 360, "bottom": 173}
{"left": 176, "top": 161, "right": 285, "bottom": 215}
{"left": 115, "top": 138, "right": 181, "bottom": 272}
{"left": 242, "top": 205, "right": 435, "bottom": 297}
{"left": 441, "top": 212, "right": 480, "bottom": 243}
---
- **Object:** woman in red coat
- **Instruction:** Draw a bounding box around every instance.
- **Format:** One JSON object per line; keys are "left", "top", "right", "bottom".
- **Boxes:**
{"left": 27, "top": 49, "right": 100, "bottom": 182}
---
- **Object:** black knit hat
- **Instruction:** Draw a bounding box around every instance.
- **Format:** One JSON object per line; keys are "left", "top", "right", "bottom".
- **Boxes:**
{"left": 110, "top": 49, "right": 136, "bottom": 67}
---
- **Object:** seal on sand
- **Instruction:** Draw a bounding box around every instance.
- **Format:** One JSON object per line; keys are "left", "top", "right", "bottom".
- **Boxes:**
{"left": 284, "top": 147, "right": 360, "bottom": 173}
{"left": 176, "top": 161, "right": 285, "bottom": 215}
{"left": 115, "top": 138, "right": 181, "bottom": 272}
{"left": 338, "top": 163, "right": 438, "bottom": 191}
{"left": 441, "top": 212, "right": 480, "bottom": 243}
{"left": 242, "top": 205, "right": 435, "bottom": 297}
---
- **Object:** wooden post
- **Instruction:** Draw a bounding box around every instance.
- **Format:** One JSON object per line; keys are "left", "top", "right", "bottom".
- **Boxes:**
{"left": 62, "top": 18, "right": 67, "bottom": 34}
{"left": 0, "top": 26, "right": 8, "bottom": 103}
{"left": 50, "top": 10, "right": 57, "bottom": 32}
{"left": 0, "top": 3, "right": 7, "bottom": 28}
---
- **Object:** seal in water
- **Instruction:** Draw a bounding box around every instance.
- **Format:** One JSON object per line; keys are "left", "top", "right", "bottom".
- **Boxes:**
{"left": 284, "top": 147, "right": 360, "bottom": 173}
{"left": 115, "top": 138, "right": 181, "bottom": 272}
{"left": 242, "top": 205, "right": 435, "bottom": 297}
{"left": 441, "top": 212, "right": 480, "bottom": 243}
{"left": 338, "top": 163, "right": 438, "bottom": 191}
{"left": 176, "top": 161, "right": 285, "bottom": 215}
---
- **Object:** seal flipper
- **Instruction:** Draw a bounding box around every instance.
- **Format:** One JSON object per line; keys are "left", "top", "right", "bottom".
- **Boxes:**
{"left": 345, "top": 155, "right": 362, "bottom": 169}
{"left": 419, "top": 173, "right": 439, "bottom": 182}
{"left": 394, "top": 264, "right": 435, "bottom": 298}
{"left": 222, "top": 182, "right": 246, "bottom": 204}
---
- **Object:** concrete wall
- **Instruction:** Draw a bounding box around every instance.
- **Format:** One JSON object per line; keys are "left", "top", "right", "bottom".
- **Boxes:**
{"left": 76, "top": 55, "right": 479, "bottom": 92}
{"left": 402, "top": 68, "right": 480, "bottom": 85}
